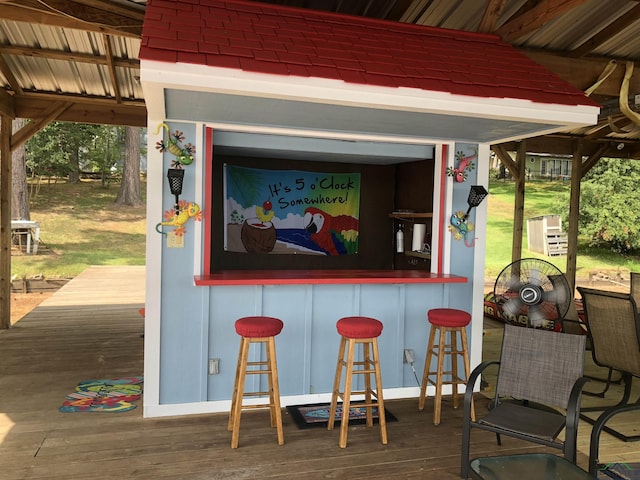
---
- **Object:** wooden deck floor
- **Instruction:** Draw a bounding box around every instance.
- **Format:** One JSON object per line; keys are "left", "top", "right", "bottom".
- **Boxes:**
{"left": 0, "top": 266, "right": 638, "bottom": 479}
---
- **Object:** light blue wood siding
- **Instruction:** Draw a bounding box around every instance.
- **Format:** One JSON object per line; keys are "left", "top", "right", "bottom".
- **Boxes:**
{"left": 156, "top": 126, "right": 479, "bottom": 407}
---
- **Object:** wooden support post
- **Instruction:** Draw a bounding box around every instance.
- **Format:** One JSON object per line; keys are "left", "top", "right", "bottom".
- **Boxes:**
{"left": 566, "top": 142, "right": 582, "bottom": 293}
{"left": 1, "top": 115, "right": 11, "bottom": 329}
{"left": 511, "top": 141, "right": 527, "bottom": 264}
{"left": 0, "top": 110, "right": 65, "bottom": 329}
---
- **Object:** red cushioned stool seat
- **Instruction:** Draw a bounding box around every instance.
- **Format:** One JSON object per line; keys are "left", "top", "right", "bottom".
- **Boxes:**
{"left": 419, "top": 308, "right": 475, "bottom": 425}
{"left": 428, "top": 308, "right": 471, "bottom": 328}
{"left": 235, "top": 316, "right": 283, "bottom": 337}
{"left": 336, "top": 316, "right": 383, "bottom": 338}
{"left": 328, "top": 316, "right": 387, "bottom": 448}
{"left": 229, "top": 316, "right": 284, "bottom": 448}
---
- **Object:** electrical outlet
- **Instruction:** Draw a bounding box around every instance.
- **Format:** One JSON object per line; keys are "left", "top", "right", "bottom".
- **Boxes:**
{"left": 167, "top": 231, "right": 184, "bottom": 248}
{"left": 403, "top": 349, "right": 415, "bottom": 364}
{"left": 208, "top": 358, "right": 219, "bottom": 375}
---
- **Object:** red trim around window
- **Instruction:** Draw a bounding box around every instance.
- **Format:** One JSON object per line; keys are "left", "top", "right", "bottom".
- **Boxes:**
{"left": 203, "top": 127, "right": 213, "bottom": 275}
{"left": 437, "top": 144, "right": 448, "bottom": 275}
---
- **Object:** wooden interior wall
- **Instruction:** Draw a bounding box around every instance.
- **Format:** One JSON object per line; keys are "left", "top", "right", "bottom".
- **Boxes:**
{"left": 393, "top": 159, "right": 435, "bottom": 271}
{"left": 394, "top": 159, "right": 435, "bottom": 213}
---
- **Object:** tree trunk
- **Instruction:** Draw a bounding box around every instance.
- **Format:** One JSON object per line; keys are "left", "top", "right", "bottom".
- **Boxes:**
{"left": 68, "top": 147, "right": 80, "bottom": 183}
{"left": 11, "top": 118, "right": 30, "bottom": 220}
{"left": 115, "top": 126, "right": 143, "bottom": 206}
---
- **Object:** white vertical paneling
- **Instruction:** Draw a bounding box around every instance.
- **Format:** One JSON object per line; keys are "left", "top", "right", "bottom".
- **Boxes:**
{"left": 469, "top": 143, "right": 491, "bottom": 373}
{"left": 142, "top": 117, "right": 166, "bottom": 417}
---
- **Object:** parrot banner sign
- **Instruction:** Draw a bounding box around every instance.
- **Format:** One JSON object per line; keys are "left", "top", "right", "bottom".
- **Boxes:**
{"left": 224, "top": 164, "right": 360, "bottom": 255}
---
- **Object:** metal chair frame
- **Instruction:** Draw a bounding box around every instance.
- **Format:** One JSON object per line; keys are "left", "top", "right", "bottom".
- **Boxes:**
{"left": 461, "top": 324, "right": 588, "bottom": 479}
{"left": 576, "top": 286, "right": 640, "bottom": 474}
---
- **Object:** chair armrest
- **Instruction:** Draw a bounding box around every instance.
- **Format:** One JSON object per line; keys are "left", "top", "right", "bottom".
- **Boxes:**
{"left": 567, "top": 376, "right": 590, "bottom": 425}
{"left": 464, "top": 360, "right": 500, "bottom": 412}
{"left": 564, "top": 376, "right": 590, "bottom": 463}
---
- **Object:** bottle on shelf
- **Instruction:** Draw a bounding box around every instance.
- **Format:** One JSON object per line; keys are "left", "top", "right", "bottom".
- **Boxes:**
{"left": 396, "top": 224, "right": 404, "bottom": 253}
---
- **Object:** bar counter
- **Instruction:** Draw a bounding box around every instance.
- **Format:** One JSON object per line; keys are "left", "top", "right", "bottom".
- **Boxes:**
{"left": 194, "top": 269, "right": 467, "bottom": 286}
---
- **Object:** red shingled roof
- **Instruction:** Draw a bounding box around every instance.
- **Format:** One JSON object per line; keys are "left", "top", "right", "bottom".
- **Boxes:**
{"left": 140, "top": 0, "right": 599, "bottom": 108}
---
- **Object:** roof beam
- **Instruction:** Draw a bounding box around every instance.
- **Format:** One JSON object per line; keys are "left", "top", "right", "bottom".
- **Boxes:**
{"left": 581, "top": 143, "right": 609, "bottom": 176}
{"left": 103, "top": 35, "right": 121, "bottom": 103}
{"left": 0, "top": 44, "right": 139, "bottom": 69}
{"left": 495, "top": 0, "right": 589, "bottom": 42}
{"left": 14, "top": 96, "right": 146, "bottom": 127}
{"left": 64, "top": 0, "right": 145, "bottom": 20}
{"left": 522, "top": 49, "right": 640, "bottom": 97}
{"left": 0, "top": 1, "right": 142, "bottom": 38}
{"left": 0, "top": 89, "right": 14, "bottom": 119}
{"left": 497, "top": 134, "right": 640, "bottom": 160}
{"left": 0, "top": 52, "right": 24, "bottom": 95}
{"left": 569, "top": 3, "right": 640, "bottom": 58}
{"left": 16, "top": 90, "right": 142, "bottom": 107}
{"left": 492, "top": 144, "right": 519, "bottom": 178}
{"left": 399, "top": 0, "right": 429, "bottom": 23}
{"left": 478, "top": 0, "right": 507, "bottom": 33}
{"left": 11, "top": 101, "right": 73, "bottom": 150}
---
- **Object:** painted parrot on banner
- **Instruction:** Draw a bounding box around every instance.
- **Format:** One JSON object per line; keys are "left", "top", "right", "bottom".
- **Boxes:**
{"left": 303, "top": 207, "right": 359, "bottom": 255}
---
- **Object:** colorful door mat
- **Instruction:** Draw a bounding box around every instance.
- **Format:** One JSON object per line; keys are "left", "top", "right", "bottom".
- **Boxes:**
{"left": 287, "top": 402, "right": 397, "bottom": 429}
{"left": 60, "top": 376, "right": 143, "bottom": 413}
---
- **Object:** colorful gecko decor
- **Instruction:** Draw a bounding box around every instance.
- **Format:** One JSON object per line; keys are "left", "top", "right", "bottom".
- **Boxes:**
{"left": 447, "top": 149, "right": 477, "bottom": 182}
{"left": 156, "top": 200, "right": 203, "bottom": 236}
{"left": 155, "top": 123, "right": 195, "bottom": 168}
{"left": 449, "top": 211, "right": 477, "bottom": 247}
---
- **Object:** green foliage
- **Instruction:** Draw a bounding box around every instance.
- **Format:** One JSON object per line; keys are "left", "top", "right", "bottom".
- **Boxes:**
{"left": 86, "top": 126, "right": 125, "bottom": 186}
{"left": 555, "top": 158, "right": 640, "bottom": 253}
{"left": 485, "top": 179, "right": 640, "bottom": 279}
{"left": 25, "top": 122, "right": 75, "bottom": 177}
{"left": 25, "top": 122, "right": 124, "bottom": 182}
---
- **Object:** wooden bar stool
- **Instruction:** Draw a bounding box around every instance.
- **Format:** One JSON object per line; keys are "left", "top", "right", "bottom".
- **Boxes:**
{"left": 418, "top": 308, "right": 475, "bottom": 425}
{"left": 328, "top": 316, "right": 387, "bottom": 448}
{"left": 228, "top": 316, "right": 284, "bottom": 448}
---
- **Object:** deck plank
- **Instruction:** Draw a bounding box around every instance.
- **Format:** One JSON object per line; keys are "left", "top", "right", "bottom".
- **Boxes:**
{"left": 0, "top": 266, "right": 638, "bottom": 479}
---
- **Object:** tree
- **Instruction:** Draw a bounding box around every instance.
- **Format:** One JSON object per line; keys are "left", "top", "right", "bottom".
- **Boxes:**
{"left": 25, "top": 122, "right": 143, "bottom": 205}
{"left": 86, "top": 126, "right": 123, "bottom": 187}
{"left": 115, "top": 126, "right": 143, "bottom": 206}
{"left": 11, "top": 118, "right": 29, "bottom": 220}
{"left": 26, "top": 123, "right": 71, "bottom": 182}
{"left": 556, "top": 158, "right": 640, "bottom": 253}
{"left": 25, "top": 122, "right": 103, "bottom": 183}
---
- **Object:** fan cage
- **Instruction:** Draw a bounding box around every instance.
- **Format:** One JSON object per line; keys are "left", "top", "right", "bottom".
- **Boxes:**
{"left": 492, "top": 258, "right": 572, "bottom": 331}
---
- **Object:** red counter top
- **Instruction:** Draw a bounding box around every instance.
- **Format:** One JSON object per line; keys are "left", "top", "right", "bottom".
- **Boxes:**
{"left": 194, "top": 270, "right": 467, "bottom": 286}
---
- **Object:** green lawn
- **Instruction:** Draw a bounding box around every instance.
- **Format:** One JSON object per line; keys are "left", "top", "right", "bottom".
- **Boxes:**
{"left": 11, "top": 180, "right": 146, "bottom": 279}
{"left": 484, "top": 179, "right": 640, "bottom": 280}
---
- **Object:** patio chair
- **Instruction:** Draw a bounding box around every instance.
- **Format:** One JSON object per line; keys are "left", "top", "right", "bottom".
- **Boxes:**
{"left": 575, "top": 288, "right": 640, "bottom": 474}
{"left": 548, "top": 273, "right": 589, "bottom": 337}
{"left": 548, "top": 273, "right": 623, "bottom": 398}
{"left": 460, "top": 324, "right": 588, "bottom": 479}
{"left": 631, "top": 271, "right": 640, "bottom": 305}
